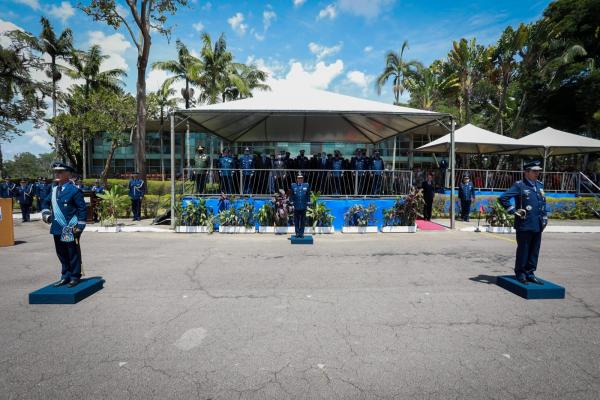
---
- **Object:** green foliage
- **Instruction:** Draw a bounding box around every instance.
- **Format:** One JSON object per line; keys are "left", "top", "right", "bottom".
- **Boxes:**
{"left": 344, "top": 203, "right": 377, "bottom": 227}
{"left": 96, "top": 185, "right": 129, "bottom": 227}
{"left": 178, "top": 198, "right": 214, "bottom": 230}
{"left": 3, "top": 152, "right": 56, "bottom": 179}
{"left": 485, "top": 201, "right": 515, "bottom": 227}
{"left": 218, "top": 201, "right": 255, "bottom": 227}
{"left": 383, "top": 188, "right": 425, "bottom": 226}
{"left": 256, "top": 203, "right": 275, "bottom": 226}
{"left": 306, "top": 192, "right": 334, "bottom": 228}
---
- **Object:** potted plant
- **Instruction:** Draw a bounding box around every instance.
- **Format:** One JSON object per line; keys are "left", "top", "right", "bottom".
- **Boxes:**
{"left": 218, "top": 200, "right": 256, "bottom": 233}
{"left": 306, "top": 192, "right": 335, "bottom": 234}
{"left": 257, "top": 190, "right": 295, "bottom": 234}
{"left": 96, "top": 186, "right": 129, "bottom": 232}
{"left": 381, "top": 188, "right": 423, "bottom": 233}
{"left": 342, "top": 203, "right": 377, "bottom": 233}
{"left": 485, "top": 201, "right": 515, "bottom": 233}
{"left": 175, "top": 198, "right": 215, "bottom": 233}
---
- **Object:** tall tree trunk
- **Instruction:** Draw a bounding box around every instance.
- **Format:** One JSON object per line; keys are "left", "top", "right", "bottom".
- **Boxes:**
{"left": 512, "top": 91, "right": 528, "bottom": 138}
{"left": 101, "top": 141, "right": 118, "bottom": 185}
{"left": 82, "top": 136, "right": 87, "bottom": 178}
{"left": 135, "top": 36, "right": 150, "bottom": 182}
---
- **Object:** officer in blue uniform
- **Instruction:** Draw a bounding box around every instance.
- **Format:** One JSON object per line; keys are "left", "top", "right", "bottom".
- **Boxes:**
{"left": 41, "top": 162, "right": 87, "bottom": 287}
{"left": 219, "top": 148, "right": 235, "bottom": 194}
{"left": 240, "top": 147, "right": 255, "bottom": 194}
{"left": 16, "top": 178, "right": 34, "bottom": 222}
{"left": 128, "top": 172, "right": 145, "bottom": 221}
{"left": 351, "top": 149, "right": 368, "bottom": 195}
{"left": 290, "top": 172, "right": 310, "bottom": 238}
{"left": 0, "top": 176, "right": 16, "bottom": 198}
{"left": 34, "top": 177, "right": 47, "bottom": 212}
{"left": 330, "top": 151, "right": 344, "bottom": 195}
{"left": 91, "top": 179, "right": 105, "bottom": 194}
{"left": 458, "top": 175, "right": 476, "bottom": 221}
{"left": 370, "top": 151, "right": 385, "bottom": 195}
{"left": 499, "top": 160, "right": 548, "bottom": 285}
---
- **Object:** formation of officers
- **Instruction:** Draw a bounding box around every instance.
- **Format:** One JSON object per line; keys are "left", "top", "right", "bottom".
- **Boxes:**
{"left": 193, "top": 146, "right": 388, "bottom": 195}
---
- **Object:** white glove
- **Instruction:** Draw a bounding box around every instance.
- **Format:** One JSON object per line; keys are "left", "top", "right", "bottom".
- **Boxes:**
{"left": 514, "top": 209, "right": 527, "bottom": 219}
{"left": 42, "top": 211, "right": 52, "bottom": 224}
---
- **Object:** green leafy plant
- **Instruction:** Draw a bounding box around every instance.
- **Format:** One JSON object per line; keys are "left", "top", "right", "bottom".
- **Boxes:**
{"left": 256, "top": 203, "right": 275, "bottom": 226}
{"left": 218, "top": 200, "right": 255, "bottom": 228}
{"left": 96, "top": 185, "right": 130, "bottom": 227}
{"left": 344, "top": 203, "right": 376, "bottom": 227}
{"left": 180, "top": 198, "right": 214, "bottom": 229}
{"left": 485, "top": 201, "right": 515, "bottom": 227}
{"left": 307, "top": 192, "right": 334, "bottom": 227}
{"left": 383, "top": 188, "right": 425, "bottom": 226}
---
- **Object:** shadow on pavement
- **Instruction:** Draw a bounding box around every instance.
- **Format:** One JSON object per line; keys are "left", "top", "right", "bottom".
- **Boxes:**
{"left": 469, "top": 274, "right": 497, "bottom": 285}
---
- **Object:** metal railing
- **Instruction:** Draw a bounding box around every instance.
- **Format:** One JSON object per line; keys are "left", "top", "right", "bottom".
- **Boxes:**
{"left": 184, "top": 168, "right": 414, "bottom": 197}
{"left": 453, "top": 169, "right": 580, "bottom": 192}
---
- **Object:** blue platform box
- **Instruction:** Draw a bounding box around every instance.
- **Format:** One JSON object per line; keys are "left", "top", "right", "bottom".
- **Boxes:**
{"left": 290, "top": 235, "right": 313, "bottom": 244}
{"left": 29, "top": 277, "right": 105, "bottom": 304}
{"left": 496, "top": 275, "right": 565, "bottom": 299}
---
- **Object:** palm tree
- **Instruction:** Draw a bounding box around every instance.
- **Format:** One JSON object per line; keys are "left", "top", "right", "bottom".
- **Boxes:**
{"left": 151, "top": 80, "right": 177, "bottom": 180}
{"left": 447, "top": 38, "right": 487, "bottom": 124}
{"left": 15, "top": 17, "right": 72, "bottom": 159}
{"left": 223, "top": 63, "right": 269, "bottom": 101}
{"left": 376, "top": 40, "right": 421, "bottom": 105}
{"left": 64, "top": 45, "right": 127, "bottom": 178}
{"left": 152, "top": 39, "right": 202, "bottom": 109}
{"left": 491, "top": 24, "right": 528, "bottom": 134}
{"left": 406, "top": 63, "right": 458, "bottom": 111}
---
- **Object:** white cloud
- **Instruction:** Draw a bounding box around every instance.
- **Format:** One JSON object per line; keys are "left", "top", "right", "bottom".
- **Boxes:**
{"left": 317, "top": 4, "right": 336, "bottom": 20}
{"left": 363, "top": 46, "right": 373, "bottom": 53}
{"left": 308, "top": 42, "right": 342, "bottom": 60}
{"left": 337, "top": 0, "right": 394, "bottom": 19}
{"left": 4, "top": 126, "right": 53, "bottom": 159}
{"left": 192, "top": 21, "right": 204, "bottom": 32}
{"left": 0, "top": 18, "right": 23, "bottom": 47}
{"left": 345, "top": 70, "right": 373, "bottom": 95}
{"left": 201, "top": 1, "right": 212, "bottom": 11}
{"left": 228, "top": 12, "right": 248, "bottom": 36}
{"left": 48, "top": 1, "right": 75, "bottom": 23}
{"left": 14, "top": 0, "right": 40, "bottom": 10}
{"left": 263, "top": 10, "right": 276, "bottom": 30}
{"left": 246, "top": 56, "right": 285, "bottom": 82}
{"left": 145, "top": 69, "right": 186, "bottom": 101}
{"left": 284, "top": 59, "right": 344, "bottom": 89}
{"left": 87, "top": 31, "right": 132, "bottom": 72}
{"left": 293, "top": 0, "right": 306, "bottom": 6}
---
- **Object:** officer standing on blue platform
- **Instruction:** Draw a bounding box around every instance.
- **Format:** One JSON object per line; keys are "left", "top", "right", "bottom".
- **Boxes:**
{"left": 128, "top": 172, "right": 145, "bottom": 221}
{"left": 499, "top": 160, "right": 548, "bottom": 285}
{"left": 41, "top": 162, "right": 87, "bottom": 288}
{"left": 290, "top": 172, "right": 310, "bottom": 238}
{"left": 458, "top": 175, "right": 476, "bottom": 221}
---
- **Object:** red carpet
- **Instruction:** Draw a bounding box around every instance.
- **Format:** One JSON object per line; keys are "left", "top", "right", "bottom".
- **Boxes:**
{"left": 416, "top": 219, "right": 447, "bottom": 231}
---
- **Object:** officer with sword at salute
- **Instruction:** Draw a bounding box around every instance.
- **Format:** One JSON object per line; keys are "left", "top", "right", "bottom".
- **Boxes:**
{"left": 41, "top": 162, "right": 88, "bottom": 288}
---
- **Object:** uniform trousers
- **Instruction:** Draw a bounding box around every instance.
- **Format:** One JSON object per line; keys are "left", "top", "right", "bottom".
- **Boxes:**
{"left": 54, "top": 235, "right": 82, "bottom": 280}
{"left": 515, "top": 231, "right": 542, "bottom": 279}
{"left": 294, "top": 209, "right": 306, "bottom": 238}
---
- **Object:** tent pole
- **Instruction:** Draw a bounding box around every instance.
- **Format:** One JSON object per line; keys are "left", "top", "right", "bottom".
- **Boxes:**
{"left": 392, "top": 136, "right": 397, "bottom": 170}
{"left": 170, "top": 113, "right": 176, "bottom": 229}
{"left": 450, "top": 117, "right": 456, "bottom": 230}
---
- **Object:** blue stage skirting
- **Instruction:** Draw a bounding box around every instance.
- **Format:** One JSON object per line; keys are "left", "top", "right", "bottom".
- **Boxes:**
{"left": 183, "top": 192, "right": 578, "bottom": 231}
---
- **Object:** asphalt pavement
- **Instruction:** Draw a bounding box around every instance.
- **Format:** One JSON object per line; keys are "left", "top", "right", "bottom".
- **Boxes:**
{"left": 1, "top": 221, "right": 599, "bottom": 399}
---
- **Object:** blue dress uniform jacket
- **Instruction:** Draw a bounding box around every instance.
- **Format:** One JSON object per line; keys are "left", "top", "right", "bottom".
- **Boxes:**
{"left": 219, "top": 156, "right": 235, "bottom": 177}
{"left": 240, "top": 154, "right": 254, "bottom": 176}
{"left": 498, "top": 179, "right": 547, "bottom": 232}
{"left": 17, "top": 184, "right": 34, "bottom": 205}
{"left": 42, "top": 182, "right": 88, "bottom": 235}
{"left": 128, "top": 178, "right": 145, "bottom": 200}
{"left": 36, "top": 182, "right": 51, "bottom": 200}
{"left": 458, "top": 182, "right": 476, "bottom": 201}
{"left": 0, "top": 181, "right": 16, "bottom": 198}
{"left": 290, "top": 183, "right": 310, "bottom": 210}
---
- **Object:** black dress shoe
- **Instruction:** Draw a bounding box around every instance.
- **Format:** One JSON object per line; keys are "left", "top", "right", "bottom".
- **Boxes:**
{"left": 516, "top": 277, "right": 528, "bottom": 285}
{"left": 53, "top": 279, "right": 70, "bottom": 287}
{"left": 67, "top": 279, "right": 80, "bottom": 288}
{"left": 527, "top": 276, "right": 544, "bottom": 285}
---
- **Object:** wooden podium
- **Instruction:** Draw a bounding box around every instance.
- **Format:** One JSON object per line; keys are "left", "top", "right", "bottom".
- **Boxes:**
{"left": 0, "top": 198, "right": 15, "bottom": 247}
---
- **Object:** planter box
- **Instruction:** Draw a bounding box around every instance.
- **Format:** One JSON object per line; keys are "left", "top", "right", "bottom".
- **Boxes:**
{"left": 218, "top": 226, "right": 256, "bottom": 234}
{"left": 381, "top": 225, "right": 418, "bottom": 233}
{"left": 175, "top": 226, "right": 211, "bottom": 233}
{"left": 342, "top": 226, "right": 378, "bottom": 234}
{"left": 305, "top": 226, "right": 335, "bottom": 234}
{"left": 96, "top": 226, "right": 121, "bottom": 233}
{"left": 258, "top": 226, "right": 295, "bottom": 234}
{"left": 487, "top": 226, "right": 514, "bottom": 234}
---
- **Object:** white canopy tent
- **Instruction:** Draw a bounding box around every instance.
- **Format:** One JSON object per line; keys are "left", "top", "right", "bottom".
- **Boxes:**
{"left": 504, "top": 127, "right": 600, "bottom": 173}
{"left": 169, "top": 83, "right": 459, "bottom": 227}
{"left": 173, "top": 83, "right": 449, "bottom": 144}
{"left": 416, "top": 124, "right": 532, "bottom": 154}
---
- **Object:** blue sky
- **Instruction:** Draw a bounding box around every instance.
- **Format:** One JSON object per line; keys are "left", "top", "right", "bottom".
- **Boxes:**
{"left": 0, "top": 0, "right": 550, "bottom": 159}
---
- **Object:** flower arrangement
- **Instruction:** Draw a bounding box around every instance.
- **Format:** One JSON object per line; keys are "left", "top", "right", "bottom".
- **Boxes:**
{"left": 382, "top": 188, "right": 424, "bottom": 226}
{"left": 344, "top": 203, "right": 376, "bottom": 227}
